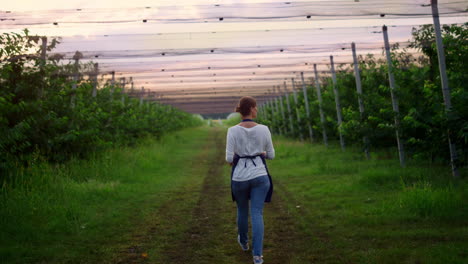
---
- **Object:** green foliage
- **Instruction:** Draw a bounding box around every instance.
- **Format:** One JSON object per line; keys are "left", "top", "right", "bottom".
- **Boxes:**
{"left": 222, "top": 112, "right": 241, "bottom": 126}
{"left": 258, "top": 23, "right": 467, "bottom": 167}
{"left": 0, "top": 29, "right": 203, "bottom": 180}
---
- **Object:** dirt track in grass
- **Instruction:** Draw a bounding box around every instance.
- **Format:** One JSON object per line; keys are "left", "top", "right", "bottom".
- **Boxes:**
{"left": 112, "top": 127, "right": 318, "bottom": 264}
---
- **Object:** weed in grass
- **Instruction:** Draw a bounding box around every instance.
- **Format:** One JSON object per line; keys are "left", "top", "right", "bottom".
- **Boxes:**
{"left": 358, "top": 168, "right": 403, "bottom": 189}
{"left": 398, "top": 181, "right": 467, "bottom": 221}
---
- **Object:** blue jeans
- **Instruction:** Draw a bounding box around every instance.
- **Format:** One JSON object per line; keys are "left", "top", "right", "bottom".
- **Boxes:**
{"left": 232, "top": 175, "right": 270, "bottom": 256}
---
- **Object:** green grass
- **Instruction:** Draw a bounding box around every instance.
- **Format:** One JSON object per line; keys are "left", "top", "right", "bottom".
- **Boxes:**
{"left": 2, "top": 126, "right": 466, "bottom": 264}
{"left": 0, "top": 127, "right": 211, "bottom": 264}
{"left": 268, "top": 135, "right": 468, "bottom": 264}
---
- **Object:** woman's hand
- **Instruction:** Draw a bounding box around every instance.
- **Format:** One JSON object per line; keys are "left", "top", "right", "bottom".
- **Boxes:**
{"left": 261, "top": 152, "right": 266, "bottom": 158}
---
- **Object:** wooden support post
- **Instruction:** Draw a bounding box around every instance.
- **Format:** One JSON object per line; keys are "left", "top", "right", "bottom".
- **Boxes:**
{"left": 300, "top": 72, "right": 314, "bottom": 143}
{"left": 283, "top": 81, "right": 294, "bottom": 135}
{"left": 146, "top": 90, "right": 150, "bottom": 110}
{"left": 314, "top": 64, "right": 328, "bottom": 146}
{"left": 383, "top": 25, "right": 405, "bottom": 167}
{"left": 258, "top": 104, "right": 262, "bottom": 120}
{"left": 274, "top": 91, "right": 282, "bottom": 136}
{"left": 431, "top": 0, "right": 459, "bottom": 178}
{"left": 291, "top": 78, "right": 303, "bottom": 141}
{"left": 40, "top": 36, "right": 47, "bottom": 62}
{"left": 140, "top": 87, "right": 145, "bottom": 106}
{"left": 110, "top": 71, "right": 115, "bottom": 98}
{"left": 351, "top": 42, "right": 370, "bottom": 159}
{"left": 265, "top": 92, "right": 272, "bottom": 132}
{"left": 121, "top": 77, "right": 126, "bottom": 105}
{"left": 261, "top": 104, "right": 265, "bottom": 121}
{"left": 267, "top": 99, "right": 273, "bottom": 133}
{"left": 92, "top": 63, "right": 98, "bottom": 98}
{"left": 270, "top": 97, "right": 275, "bottom": 133}
{"left": 259, "top": 102, "right": 266, "bottom": 120}
{"left": 277, "top": 85, "right": 287, "bottom": 135}
{"left": 111, "top": 71, "right": 115, "bottom": 85}
{"left": 39, "top": 36, "right": 47, "bottom": 99}
{"left": 330, "top": 55, "right": 345, "bottom": 151}
{"left": 272, "top": 86, "right": 281, "bottom": 135}
{"left": 291, "top": 78, "right": 298, "bottom": 103}
{"left": 71, "top": 51, "right": 80, "bottom": 108}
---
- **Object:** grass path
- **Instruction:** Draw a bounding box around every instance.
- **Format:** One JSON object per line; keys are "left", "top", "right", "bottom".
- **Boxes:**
{"left": 112, "top": 127, "right": 313, "bottom": 264}
{"left": 115, "top": 126, "right": 465, "bottom": 264}
{"left": 3, "top": 125, "right": 464, "bottom": 263}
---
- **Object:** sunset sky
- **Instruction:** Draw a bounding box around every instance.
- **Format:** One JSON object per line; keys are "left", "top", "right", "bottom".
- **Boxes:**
{"left": 1, "top": 0, "right": 467, "bottom": 113}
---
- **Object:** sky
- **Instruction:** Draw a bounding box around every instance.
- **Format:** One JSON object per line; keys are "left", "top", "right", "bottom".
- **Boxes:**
{"left": 1, "top": 0, "right": 467, "bottom": 113}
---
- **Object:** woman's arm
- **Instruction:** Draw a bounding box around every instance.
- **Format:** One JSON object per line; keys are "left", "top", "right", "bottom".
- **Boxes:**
{"left": 265, "top": 127, "right": 275, "bottom": 160}
{"left": 226, "top": 128, "right": 235, "bottom": 164}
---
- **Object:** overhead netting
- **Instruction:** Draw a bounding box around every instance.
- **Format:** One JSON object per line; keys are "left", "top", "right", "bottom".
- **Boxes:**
{"left": 1, "top": 0, "right": 466, "bottom": 24}
{"left": 1, "top": 0, "right": 467, "bottom": 113}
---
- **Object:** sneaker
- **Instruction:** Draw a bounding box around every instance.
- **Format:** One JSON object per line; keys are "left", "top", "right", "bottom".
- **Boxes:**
{"left": 237, "top": 235, "right": 249, "bottom": 251}
{"left": 253, "top": 255, "right": 264, "bottom": 264}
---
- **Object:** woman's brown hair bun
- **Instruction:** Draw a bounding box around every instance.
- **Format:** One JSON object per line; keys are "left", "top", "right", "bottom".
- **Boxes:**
{"left": 235, "top": 96, "right": 257, "bottom": 116}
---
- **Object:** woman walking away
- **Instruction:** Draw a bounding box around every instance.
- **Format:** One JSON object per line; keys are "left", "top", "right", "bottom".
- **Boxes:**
{"left": 226, "top": 96, "right": 275, "bottom": 264}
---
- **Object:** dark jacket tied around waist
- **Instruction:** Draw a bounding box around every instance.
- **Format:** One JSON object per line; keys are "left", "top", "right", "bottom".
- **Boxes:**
{"left": 230, "top": 153, "right": 274, "bottom": 203}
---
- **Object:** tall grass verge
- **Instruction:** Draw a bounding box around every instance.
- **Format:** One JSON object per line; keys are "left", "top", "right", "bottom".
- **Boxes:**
{"left": 268, "top": 135, "right": 467, "bottom": 263}
{"left": 398, "top": 182, "right": 466, "bottom": 220}
{"left": 0, "top": 127, "right": 210, "bottom": 264}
